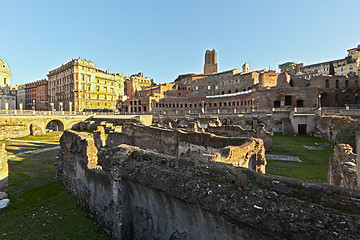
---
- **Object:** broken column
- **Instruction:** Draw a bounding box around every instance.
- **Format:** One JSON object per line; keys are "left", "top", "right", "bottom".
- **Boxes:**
{"left": 0, "top": 142, "right": 9, "bottom": 209}
{"left": 94, "top": 126, "right": 106, "bottom": 149}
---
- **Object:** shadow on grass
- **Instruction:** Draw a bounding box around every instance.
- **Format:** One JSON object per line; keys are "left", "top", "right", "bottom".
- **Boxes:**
{"left": 0, "top": 134, "right": 110, "bottom": 240}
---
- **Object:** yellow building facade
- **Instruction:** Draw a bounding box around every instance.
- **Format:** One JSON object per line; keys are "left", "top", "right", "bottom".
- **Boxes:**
{"left": 48, "top": 58, "right": 125, "bottom": 112}
{"left": 334, "top": 44, "right": 360, "bottom": 77}
{"left": 0, "top": 58, "right": 11, "bottom": 87}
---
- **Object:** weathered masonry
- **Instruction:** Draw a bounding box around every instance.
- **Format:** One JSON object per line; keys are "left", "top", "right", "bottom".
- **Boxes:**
{"left": 58, "top": 130, "right": 360, "bottom": 239}
{"left": 0, "top": 142, "right": 8, "bottom": 198}
{"left": 106, "top": 123, "right": 266, "bottom": 173}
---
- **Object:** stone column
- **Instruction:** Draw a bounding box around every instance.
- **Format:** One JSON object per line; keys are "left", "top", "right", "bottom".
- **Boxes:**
{"left": 0, "top": 142, "right": 8, "bottom": 198}
{"left": 93, "top": 126, "right": 106, "bottom": 149}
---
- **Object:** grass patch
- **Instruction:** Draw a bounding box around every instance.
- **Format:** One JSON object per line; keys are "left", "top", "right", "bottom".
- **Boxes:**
{"left": 0, "top": 133, "right": 111, "bottom": 239}
{"left": 266, "top": 135, "right": 333, "bottom": 183}
{"left": 11, "top": 132, "right": 63, "bottom": 143}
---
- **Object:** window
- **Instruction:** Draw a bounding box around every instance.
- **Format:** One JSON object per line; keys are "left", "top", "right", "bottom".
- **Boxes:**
{"left": 335, "top": 80, "right": 339, "bottom": 88}
{"left": 349, "top": 65, "right": 353, "bottom": 70}
{"left": 345, "top": 80, "right": 349, "bottom": 88}
{"left": 325, "top": 79, "right": 329, "bottom": 88}
{"left": 274, "top": 101, "right": 280, "bottom": 108}
{"left": 195, "top": 86, "right": 198, "bottom": 90}
{"left": 285, "top": 95, "right": 292, "bottom": 105}
{"left": 296, "top": 100, "right": 304, "bottom": 107}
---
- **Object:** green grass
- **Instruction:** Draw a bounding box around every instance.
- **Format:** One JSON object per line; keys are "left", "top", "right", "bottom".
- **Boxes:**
{"left": 266, "top": 135, "right": 334, "bottom": 183}
{"left": 11, "top": 132, "right": 63, "bottom": 143}
{"left": 0, "top": 133, "right": 111, "bottom": 240}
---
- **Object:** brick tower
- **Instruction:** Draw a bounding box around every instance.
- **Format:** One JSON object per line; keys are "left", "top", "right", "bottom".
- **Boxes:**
{"left": 204, "top": 49, "right": 218, "bottom": 74}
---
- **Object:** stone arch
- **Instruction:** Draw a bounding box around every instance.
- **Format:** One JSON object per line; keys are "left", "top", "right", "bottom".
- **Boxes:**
{"left": 46, "top": 119, "right": 65, "bottom": 131}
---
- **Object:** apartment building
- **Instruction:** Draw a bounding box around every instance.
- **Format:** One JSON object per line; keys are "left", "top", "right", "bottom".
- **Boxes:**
{"left": 25, "top": 79, "right": 48, "bottom": 110}
{"left": 47, "top": 58, "right": 125, "bottom": 112}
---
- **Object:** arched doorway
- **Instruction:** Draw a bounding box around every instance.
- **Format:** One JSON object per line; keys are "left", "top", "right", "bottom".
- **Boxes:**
{"left": 46, "top": 120, "right": 65, "bottom": 132}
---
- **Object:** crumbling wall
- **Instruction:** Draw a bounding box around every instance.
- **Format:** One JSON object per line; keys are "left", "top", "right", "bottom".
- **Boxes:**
{"left": 107, "top": 123, "right": 266, "bottom": 173}
{"left": 0, "top": 125, "right": 29, "bottom": 140}
{"left": 328, "top": 144, "right": 357, "bottom": 190}
{"left": 0, "top": 142, "right": 8, "bottom": 197}
{"left": 30, "top": 123, "right": 44, "bottom": 135}
{"left": 207, "top": 123, "right": 272, "bottom": 150}
{"left": 93, "top": 126, "right": 106, "bottom": 149}
{"left": 314, "top": 116, "right": 358, "bottom": 142}
{"left": 58, "top": 130, "right": 360, "bottom": 240}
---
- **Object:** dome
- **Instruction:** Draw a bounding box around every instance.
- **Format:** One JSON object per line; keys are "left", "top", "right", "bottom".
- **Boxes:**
{"left": 0, "top": 58, "right": 11, "bottom": 87}
{"left": 0, "top": 58, "right": 10, "bottom": 74}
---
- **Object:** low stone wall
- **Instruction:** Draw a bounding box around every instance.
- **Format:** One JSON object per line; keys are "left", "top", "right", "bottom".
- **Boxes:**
{"left": 314, "top": 115, "right": 358, "bottom": 142}
{"left": 107, "top": 123, "right": 266, "bottom": 173}
{"left": 207, "top": 123, "right": 272, "bottom": 150}
{"left": 328, "top": 144, "right": 357, "bottom": 190}
{"left": 58, "top": 130, "right": 360, "bottom": 240}
{"left": 0, "top": 125, "right": 29, "bottom": 140}
{"left": 0, "top": 142, "right": 8, "bottom": 197}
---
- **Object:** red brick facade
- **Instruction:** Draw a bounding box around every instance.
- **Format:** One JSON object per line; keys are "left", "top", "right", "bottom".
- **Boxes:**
{"left": 25, "top": 79, "right": 48, "bottom": 111}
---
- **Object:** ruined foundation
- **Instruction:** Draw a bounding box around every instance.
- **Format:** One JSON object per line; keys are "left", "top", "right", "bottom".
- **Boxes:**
{"left": 206, "top": 123, "right": 272, "bottom": 150}
{"left": 58, "top": 130, "right": 360, "bottom": 240}
{"left": 106, "top": 123, "right": 266, "bottom": 173}
{"left": 328, "top": 144, "right": 357, "bottom": 190}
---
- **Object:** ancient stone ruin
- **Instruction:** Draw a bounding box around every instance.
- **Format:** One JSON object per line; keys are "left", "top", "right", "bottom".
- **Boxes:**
{"left": 0, "top": 142, "right": 9, "bottom": 209}
{"left": 328, "top": 144, "right": 357, "bottom": 190}
{"left": 206, "top": 123, "right": 272, "bottom": 150}
{"left": 106, "top": 123, "right": 266, "bottom": 173}
{"left": 58, "top": 129, "right": 360, "bottom": 239}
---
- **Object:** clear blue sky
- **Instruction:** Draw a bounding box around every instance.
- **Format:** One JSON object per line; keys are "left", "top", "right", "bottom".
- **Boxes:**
{"left": 1, "top": 0, "right": 360, "bottom": 85}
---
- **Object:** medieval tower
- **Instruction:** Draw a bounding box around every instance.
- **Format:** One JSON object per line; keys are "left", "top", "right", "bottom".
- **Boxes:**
{"left": 204, "top": 49, "right": 218, "bottom": 74}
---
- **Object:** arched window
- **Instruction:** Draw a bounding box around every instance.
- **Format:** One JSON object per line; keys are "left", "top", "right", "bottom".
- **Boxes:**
{"left": 345, "top": 80, "right": 349, "bottom": 88}
{"left": 335, "top": 80, "right": 339, "bottom": 89}
{"left": 325, "top": 79, "right": 329, "bottom": 88}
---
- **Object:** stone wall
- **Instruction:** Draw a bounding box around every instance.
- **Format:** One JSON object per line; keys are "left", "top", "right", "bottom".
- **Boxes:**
{"left": 0, "top": 142, "right": 8, "bottom": 196}
{"left": 58, "top": 130, "right": 360, "bottom": 240}
{"left": 207, "top": 123, "right": 272, "bottom": 150}
{"left": 314, "top": 115, "right": 358, "bottom": 142}
{"left": 328, "top": 144, "right": 357, "bottom": 190}
{"left": 0, "top": 125, "right": 29, "bottom": 140}
{"left": 107, "top": 123, "right": 266, "bottom": 173}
